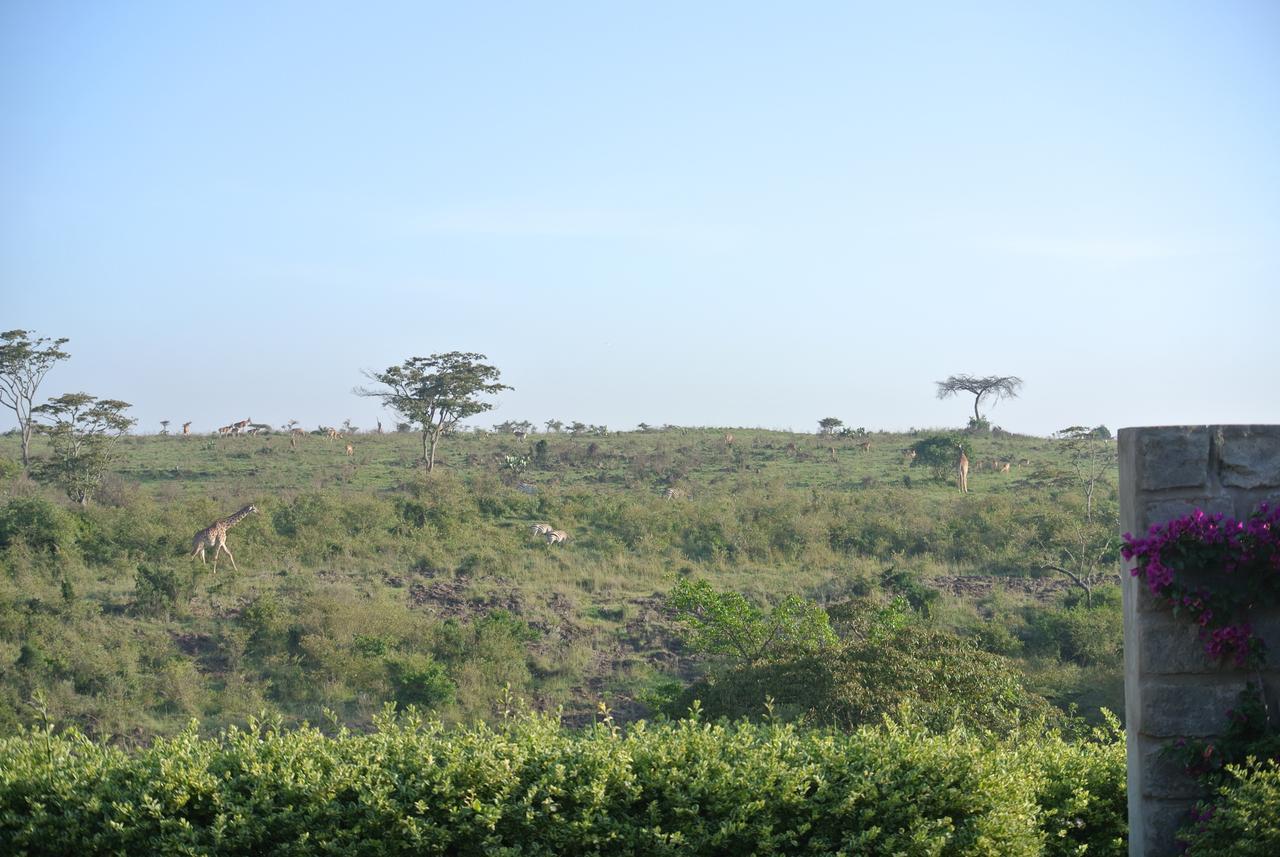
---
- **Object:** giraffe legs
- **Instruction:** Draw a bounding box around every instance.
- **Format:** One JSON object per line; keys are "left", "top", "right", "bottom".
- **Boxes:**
{"left": 216, "top": 540, "right": 239, "bottom": 571}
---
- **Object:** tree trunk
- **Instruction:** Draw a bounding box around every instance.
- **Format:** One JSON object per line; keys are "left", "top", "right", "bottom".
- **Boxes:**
{"left": 973, "top": 396, "right": 981, "bottom": 425}
{"left": 20, "top": 421, "right": 32, "bottom": 469}
{"left": 421, "top": 429, "right": 430, "bottom": 468}
{"left": 428, "top": 435, "right": 439, "bottom": 472}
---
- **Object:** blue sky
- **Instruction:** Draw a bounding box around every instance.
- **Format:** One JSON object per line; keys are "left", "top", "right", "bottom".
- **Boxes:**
{"left": 3, "top": 1, "right": 1277, "bottom": 436}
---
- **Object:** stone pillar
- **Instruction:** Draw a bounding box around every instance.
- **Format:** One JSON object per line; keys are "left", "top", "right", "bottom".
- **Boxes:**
{"left": 1120, "top": 425, "right": 1280, "bottom": 856}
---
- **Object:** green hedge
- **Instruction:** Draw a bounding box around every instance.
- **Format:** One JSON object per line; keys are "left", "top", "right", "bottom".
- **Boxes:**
{"left": 0, "top": 711, "right": 1125, "bottom": 856}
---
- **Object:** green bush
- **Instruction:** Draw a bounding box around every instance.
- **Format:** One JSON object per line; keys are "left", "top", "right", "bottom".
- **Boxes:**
{"left": 1182, "top": 760, "right": 1280, "bottom": 856}
{"left": 0, "top": 710, "right": 1126, "bottom": 855}
{"left": 0, "top": 497, "right": 74, "bottom": 554}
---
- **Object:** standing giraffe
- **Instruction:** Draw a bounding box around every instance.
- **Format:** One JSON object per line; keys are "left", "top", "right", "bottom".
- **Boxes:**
{"left": 190, "top": 504, "right": 258, "bottom": 572}
{"left": 957, "top": 449, "right": 970, "bottom": 494}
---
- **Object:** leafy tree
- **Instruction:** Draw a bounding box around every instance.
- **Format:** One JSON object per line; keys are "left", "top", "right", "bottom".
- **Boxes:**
{"left": 0, "top": 330, "right": 71, "bottom": 469}
{"left": 817, "top": 417, "right": 843, "bottom": 435}
{"left": 935, "top": 373, "right": 1023, "bottom": 425}
{"left": 356, "top": 352, "right": 510, "bottom": 471}
{"left": 668, "top": 578, "right": 836, "bottom": 666}
{"left": 670, "top": 596, "right": 1054, "bottom": 734}
{"left": 544, "top": 419, "right": 563, "bottom": 433}
{"left": 33, "top": 393, "right": 135, "bottom": 504}
{"left": 909, "top": 434, "right": 972, "bottom": 482}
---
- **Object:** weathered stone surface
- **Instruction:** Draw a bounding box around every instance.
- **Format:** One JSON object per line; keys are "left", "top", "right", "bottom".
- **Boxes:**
{"left": 1140, "top": 680, "right": 1247, "bottom": 737}
{"left": 1137, "top": 428, "right": 1211, "bottom": 491}
{"left": 1142, "top": 799, "right": 1195, "bottom": 857}
{"left": 1139, "top": 740, "right": 1203, "bottom": 799}
{"left": 1141, "top": 497, "right": 1233, "bottom": 531}
{"left": 1218, "top": 426, "right": 1280, "bottom": 489}
{"left": 1140, "top": 612, "right": 1280, "bottom": 675}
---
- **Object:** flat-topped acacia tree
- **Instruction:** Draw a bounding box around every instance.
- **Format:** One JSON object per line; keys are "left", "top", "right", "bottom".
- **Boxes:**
{"left": 935, "top": 373, "right": 1023, "bottom": 426}
{"left": 357, "top": 352, "right": 511, "bottom": 472}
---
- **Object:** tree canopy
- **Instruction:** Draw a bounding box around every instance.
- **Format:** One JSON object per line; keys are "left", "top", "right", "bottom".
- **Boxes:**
{"left": 356, "top": 352, "right": 510, "bottom": 471}
{"left": 33, "top": 392, "right": 135, "bottom": 504}
{"left": 935, "top": 374, "right": 1023, "bottom": 426}
{"left": 0, "top": 330, "right": 70, "bottom": 469}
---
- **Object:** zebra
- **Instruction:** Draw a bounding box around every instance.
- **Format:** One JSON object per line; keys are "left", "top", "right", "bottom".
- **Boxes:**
{"left": 517, "top": 482, "right": 538, "bottom": 495}
{"left": 663, "top": 487, "right": 686, "bottom": 500}
{"left": 530, "top": 523, "right": 554, "bottom": 536}
{"left": 545, "top": 529, "right": 568, "bottom": 545}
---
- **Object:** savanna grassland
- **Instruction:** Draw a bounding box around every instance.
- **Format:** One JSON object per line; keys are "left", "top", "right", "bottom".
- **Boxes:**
{"left": 0, "top": 423, "right": 1123, "bottom": 741}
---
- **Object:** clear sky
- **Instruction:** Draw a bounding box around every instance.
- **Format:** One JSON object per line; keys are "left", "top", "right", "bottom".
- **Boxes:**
{"left": 2, "top": 1, "right": 1277, "bottom": 436}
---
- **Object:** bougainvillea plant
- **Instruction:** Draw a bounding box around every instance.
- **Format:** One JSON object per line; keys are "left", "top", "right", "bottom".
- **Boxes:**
{"left": 1122, "top": 503, "right": 1280, "bottom": 668}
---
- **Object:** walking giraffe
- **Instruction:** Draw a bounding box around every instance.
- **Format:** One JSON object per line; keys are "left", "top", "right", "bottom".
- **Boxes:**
{"left": 190, "top": 504, "right": 258, "bottom": 572}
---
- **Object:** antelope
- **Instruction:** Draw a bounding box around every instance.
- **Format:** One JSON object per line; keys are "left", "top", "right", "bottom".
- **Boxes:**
{"left": 857, "top": 440, "right": 872, "bottom": 453}
{"left": 513, "top": 430, "right": 528, "bottom": 441}
{"left": 997, "top": 461, "right": 1011, "bottom": 473}
{"left": 182, "top": 421, "right": 192, "bottom": 436}
{"left": 901, "top": 448, "right": 917, "bottom": 462}
{"left": 345, "top": 442, "right": 354, "bottom": 457}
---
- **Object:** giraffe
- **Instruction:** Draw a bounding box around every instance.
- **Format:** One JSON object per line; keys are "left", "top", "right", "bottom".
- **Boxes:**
{"left": 182, "top": 421, "right": 192, "bottom": 436}
{"left": 190, "top": 504, "right": 258, "bottom": 572}
{"left": 957, "top": 449, "right": 970, "bottom": 494}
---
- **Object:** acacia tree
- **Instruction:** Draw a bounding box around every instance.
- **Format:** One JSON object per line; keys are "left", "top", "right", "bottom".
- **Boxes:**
{"left": 0, "top": 330, "right": 71, "bottom": 469}
{"left": 356, "top": 352, "right": 510, "bottom": 471}
{"left": 817, "top": 417, "right": 843, "bottom": 435}
{"left": 34, "top": 393, "right": 135, "bottom": 504}
{"left": 934, "top": 374, "right": 1023, "bottom": 425}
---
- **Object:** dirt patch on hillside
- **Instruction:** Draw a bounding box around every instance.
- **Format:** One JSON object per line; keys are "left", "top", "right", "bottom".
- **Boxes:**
{"left": 929, "top": 574, "right": 1077, "bottom": 603}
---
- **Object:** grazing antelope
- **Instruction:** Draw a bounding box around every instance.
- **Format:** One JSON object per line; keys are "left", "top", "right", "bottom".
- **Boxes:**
{"left": 531, "top": 523, "right": 554, "bottom": 536}
{"left": 216, "top": 424, "right": 235, "bottom": 437}
{"left": 857, "top": 440, "right": 872, "bottom": 453}
{"left": 345, "top": 442, "right": 354, "bottom": 457}
{"left": 230, "top": 418, "right": 251, "bottom": 436}
{"left": 190, "top": 504, "right": 258, "bottom": 572}
{"left": 957, "top": 450, "right": 970, "bottom": 494}
{"left": 829, "top": 446, "right": 837, "bottom": 460}
{"left": 545, "top": 529, "right": 568, "bottom": 545}
{"left": 327, "top": 427, "right": 341, "bottom": 440}
{"left": 997, "top": 461, "right": 1011, "bottom": 474}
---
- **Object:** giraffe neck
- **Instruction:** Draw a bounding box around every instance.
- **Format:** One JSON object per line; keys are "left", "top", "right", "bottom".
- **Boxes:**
{"left": 224, "top": 505, "right": 255, "bottom": 527}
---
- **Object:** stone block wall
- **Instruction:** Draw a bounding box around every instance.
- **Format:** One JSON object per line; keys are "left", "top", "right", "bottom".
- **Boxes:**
{"left": 1120, "top": 425, "right": 1280, "bottom": 856}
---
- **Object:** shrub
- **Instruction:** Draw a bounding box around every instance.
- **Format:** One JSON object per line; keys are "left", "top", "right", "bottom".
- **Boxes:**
{"left": 1182, "top": 760, "right": 1280, "bottom": 856}
{"left": 0, "top": 710, "right": 1124, "bottom": 855}
{"left": 0, "top": 497, "right": 74, "bottom": 554}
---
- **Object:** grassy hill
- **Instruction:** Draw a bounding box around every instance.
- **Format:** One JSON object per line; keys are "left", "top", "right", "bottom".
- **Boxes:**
{"left": 0, "top": 424, "right": 1122, "bottom": 740}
